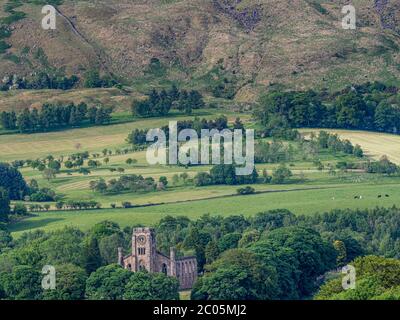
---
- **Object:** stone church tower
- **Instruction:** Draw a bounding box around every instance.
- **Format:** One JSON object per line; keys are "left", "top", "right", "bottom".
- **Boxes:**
{"left": 118, "top": 227, "right": 197, "bottom": 289}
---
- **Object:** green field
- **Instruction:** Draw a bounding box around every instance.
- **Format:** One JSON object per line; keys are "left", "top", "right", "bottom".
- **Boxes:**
{"left": 8, "top": 177, "right": 400, "bottom": 237}
{"left": 3, "top": 112, "right": 400, "bottom": 237}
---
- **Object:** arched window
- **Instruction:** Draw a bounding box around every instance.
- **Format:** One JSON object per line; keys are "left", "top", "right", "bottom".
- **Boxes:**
{"left": 162, "top": 263, "right": 168, "bottom": 275}
{"left": 127, "top": 264, "right": 132, "bottom": 271}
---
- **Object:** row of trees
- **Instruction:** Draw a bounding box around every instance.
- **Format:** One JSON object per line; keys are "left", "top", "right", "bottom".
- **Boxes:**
{"left": 1, "top": 103, "right": 113, "bottom": 132}
{"left": 0, "top": 68, "right": 119, "bottom": 92}
{"left": 89, "top": 175, "right": 160, "bottom": 194}
{"left": 194, "top": 164, "right": 293, "bottom": 187}
{"left": 0, "top": 72, "right": 79, "bottom": 91}
{"left": 256, "top": 82, "right": 400, "bottom": 135}
{"left": 194, "top": 164, "right": 259, "bottom": 186}
{"left": 127, "top": 115, "right": 230, "bottom": 146}
{"left": 132, "top": 86, "right": 205, "bottom": 117}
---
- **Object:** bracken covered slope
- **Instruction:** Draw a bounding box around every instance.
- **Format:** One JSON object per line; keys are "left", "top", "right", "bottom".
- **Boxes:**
{"left": 0, "top": 0, "right": 399, "bottom": 101}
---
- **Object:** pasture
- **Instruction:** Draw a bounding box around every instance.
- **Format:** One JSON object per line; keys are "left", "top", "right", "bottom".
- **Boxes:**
{"left": 3, "top": 114, "right": 400, "bottom": 238}
{"left": 9, "top": 178, "right": 400, "bottom": 237}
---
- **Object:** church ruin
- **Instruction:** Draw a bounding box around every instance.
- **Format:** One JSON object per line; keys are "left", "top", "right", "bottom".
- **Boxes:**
{"left": 118, "top": 227, "right": 197, "bottom": 289}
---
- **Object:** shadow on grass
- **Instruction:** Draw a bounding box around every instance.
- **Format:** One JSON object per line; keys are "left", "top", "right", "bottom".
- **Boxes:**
{"left": 9, "top": 217, "right": 65, "bottom": 234}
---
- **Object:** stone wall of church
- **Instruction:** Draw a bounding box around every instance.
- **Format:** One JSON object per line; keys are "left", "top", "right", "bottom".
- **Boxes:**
{"left": 176, "top": 257, "right": 197, "bottom": 290}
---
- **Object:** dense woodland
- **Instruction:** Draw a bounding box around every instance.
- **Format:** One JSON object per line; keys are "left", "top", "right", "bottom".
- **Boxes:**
{"left": 256, "top": 82, "right": 400, "bottom": 136}
{"left": 1, "top": 206, "right": 400, "bottom": 300}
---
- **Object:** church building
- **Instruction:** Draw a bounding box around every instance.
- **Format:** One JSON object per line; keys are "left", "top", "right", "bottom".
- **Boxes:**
{"left": 118, "top": 227, "right": 198, "bottom": 289}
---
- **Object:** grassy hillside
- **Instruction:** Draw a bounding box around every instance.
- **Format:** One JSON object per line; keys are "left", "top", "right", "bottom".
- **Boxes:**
{"left": 0, "top": 0, "right": 399, "bottom": 101}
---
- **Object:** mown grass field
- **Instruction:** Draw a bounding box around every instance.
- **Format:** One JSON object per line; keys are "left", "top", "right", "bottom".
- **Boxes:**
{"left": 0, "top": 109, "right": 249, "bottom": 161}
{"left": 301, "top": 129, "right": 400, "bottom": 164}
{"left": 3, "top": 113, "right": 400, "bottom": 238}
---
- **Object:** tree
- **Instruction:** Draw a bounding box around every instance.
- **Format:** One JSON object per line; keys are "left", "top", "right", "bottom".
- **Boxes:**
{"left": 271, "top": 164, "right": 292, "bottom": 184}
{"left": 0, "top": 188, "right": 10, "bottom": 222}
{"left": 192, "top": 249, "right": 279, "bottom": 300}
{"left": 42, "top": 264, "right": 87, "bottom": 300}
{"left": 40, "top": 227, "right": 85, "bottom": 267}
{"left": 83, "top": 236, "right": 102, "bottom": 273}
{"left": 124, "top": 271, "right": 180, "bottom": 300}
{"left": 16, "top": 108, "right": 33, "bottom": 132}
{"left": 84, "top": 69, "right": 103, "bottom": 88}
{"left": 42, "top": 168, "right": 57, "bottom": 181}
{"left": 85, "top": 264, "right": 132, "bottom": 300}
{"left": 260, "top": 226, "right": 337, "bottom": 297}
{"left": 374, "top": 101, "right": 398, "bottom": 133}
{"left": 1, "top": 265, "right": 42, "bottom": 300}
{"left": 238, "top": 230, "right": 260, "bottom": 248}
{"left": 159, "top": 176, "right": 168, "bottom": 187}
{"left": 333, "top": 240, "right": 347, "bottom": 267}
{"left": 218, "top": 233, "right": 241, "bottom": 252}
{"left": 99, "top": 233, "right": 126, "bottom": 265}
{"left": 48, "top": 160, "right": 61, "bottom": 172}
{"left": 55, "top": 201, "right": 64, "bottom": 210}
{"left": 205, "top": 240, "right": 220, "bottom": 264}
{"left": 194, "top": 172, "right": 212, "bottom": 187}
{"left": 13, "top": 203, "right": 27, "bottom": 215}
{"left": 0, "top": 163, "right": 29, "bottom": 200}
{"left": 183, "top": 226, "right": 211, "bottom": 271}
{"left": 352, "top": 144, "right": 363, "bottom": 158}
{"left": 95, "top": 106, "right": 113, "bottom": 125}
{"left": 233, "top": 117, "right": 244, "bottom": 130}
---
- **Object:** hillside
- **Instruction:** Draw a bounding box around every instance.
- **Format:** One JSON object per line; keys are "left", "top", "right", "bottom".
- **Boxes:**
{"left": 0, "top": 0, "right": 399, "bottom": 103}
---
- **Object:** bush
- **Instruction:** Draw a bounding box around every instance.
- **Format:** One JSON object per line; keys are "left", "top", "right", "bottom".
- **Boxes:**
{"left": 271, "top": 164, "right": 292, "bottom": 184}
{"left": 122, "top": 202, "right": 133, "bottom": 209}
{"left": 237, "top": 186, "right": 255, "bottom": 195}
{"left": 13, "top": 203, "right": 27, "bottom": 215}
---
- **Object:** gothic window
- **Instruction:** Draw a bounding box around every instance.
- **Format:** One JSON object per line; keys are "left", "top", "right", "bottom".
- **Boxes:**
{"left": 127, "top": 264, "right": 132, "bottom": 271}
{"left": 162, "top": 263, "right": 168, "bottom": 275}
{"left": 138, "top": 247, "right": 146, "bottom": 255}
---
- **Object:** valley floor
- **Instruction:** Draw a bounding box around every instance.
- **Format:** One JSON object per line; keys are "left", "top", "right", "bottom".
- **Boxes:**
{"left": 4, "top": 113, "right": 400, "bottom": 238}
